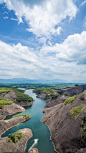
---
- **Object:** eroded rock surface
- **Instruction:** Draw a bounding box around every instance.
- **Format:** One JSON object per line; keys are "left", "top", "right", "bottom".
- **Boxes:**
{"left": 0, "top": 128, "right": 33, "bottom": 153}
{"left": 37, "top": 93, "right": 52, "bottom": 99}
{"left": 42, "top": 92, "right": 86, "bottom": 153}
{"left": 44, "top": 95, "right": 67, "bottom": 108}
{"left": 0, "top": 103, "right": 25, "bottom": 120}
{"left": 0, "top": 116, "right": 31, "bottom": 136}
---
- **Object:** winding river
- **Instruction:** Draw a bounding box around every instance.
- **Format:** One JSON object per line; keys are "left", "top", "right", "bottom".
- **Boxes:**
{"left": 2, "top": 89, "right": 56, "bottom": 153}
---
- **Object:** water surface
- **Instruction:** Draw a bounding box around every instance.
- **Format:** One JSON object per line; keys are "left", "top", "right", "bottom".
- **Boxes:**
{"left": 2, "top": 89, "right": 56, "bottom": 153}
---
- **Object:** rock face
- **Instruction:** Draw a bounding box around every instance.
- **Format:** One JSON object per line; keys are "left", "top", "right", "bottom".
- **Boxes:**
{"left": 45, "top": 95, "right": 67, "bottom": 108}
{"left": 42, "top": 92, "right": 86, "bottom": 153}
{"left": 0, "top": 103, "right": 25, "bottom": 120}
{"left": 1, "top": 90, "right": 17, "bottom": 101}
{"left": 37, "top": 93, "right": 52, "bottom": 99}
{"left": 55, "top": 84, "right": 86, "bottom": 97}
{"left": 0, "top": 128, "right": 33, "bottom": 153}
{"left": 29, "top": 148, "right": 39, "bottom": 153}
{"left": 15, "top": 100, "right": 34, "bottom": 107}
{"left": 0, "top": 116, "right": 31, "bottom": 136}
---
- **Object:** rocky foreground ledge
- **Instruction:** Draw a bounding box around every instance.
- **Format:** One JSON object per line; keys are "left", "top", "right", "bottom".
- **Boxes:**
{"left": 0, "top": 128, "right": 33, "bottom": 153}
{"left": 0, "top": 115, "right": 31, "bottom": 136}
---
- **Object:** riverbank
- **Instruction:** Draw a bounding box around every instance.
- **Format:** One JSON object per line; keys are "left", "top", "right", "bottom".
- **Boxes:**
{"left": 0, "top": 103, "right": 25, "bottom": 120}
{"left": 41, "top": 90, "right": 86, "bottom": 153}
{"left": 0, "top": 115, "right": 31, "bottom": 137}
{"left": 1, "top": 89, "right": 56, "bottom": 153}
{"left": 0, "top": 128, "right": 33, "bottom": 153}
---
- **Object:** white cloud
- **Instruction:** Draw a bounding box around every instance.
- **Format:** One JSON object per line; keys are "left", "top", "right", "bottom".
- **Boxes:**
{"left": 80, "top": 0, "right": 86, "bottom": 6}
{"left": 3, "top": 16, "right": 9, "bottom": 19}
{"left": 1, "top": 31, "right": 86, "bottom": 82}
{"left": 10, "top": 18, "right": 18, "bottom": 21}
{"left": 40, "top": 31, "right": 86, "bottom": 65}
{"left": 0, "top": 0, "right": 77, "bottom": 38}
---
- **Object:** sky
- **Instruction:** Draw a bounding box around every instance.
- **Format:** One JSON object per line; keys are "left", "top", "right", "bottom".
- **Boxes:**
{"left": 0, "top": 0, "right": 86, "bottom": 83}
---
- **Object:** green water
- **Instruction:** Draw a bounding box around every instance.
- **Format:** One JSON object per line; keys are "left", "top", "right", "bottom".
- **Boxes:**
{"left": 2, "top": 89, "right": 56, "bottom": 153}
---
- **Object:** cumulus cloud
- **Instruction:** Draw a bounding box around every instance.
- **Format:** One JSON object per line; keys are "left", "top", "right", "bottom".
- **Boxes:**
{"left": 0, "top": 31, "right": 86, "bottom": 82}
{"left": 0, "top": 0, "right": 77, "bottom": 38}
{"left": 40, "top": 31, "right": 86, "bottom": 65}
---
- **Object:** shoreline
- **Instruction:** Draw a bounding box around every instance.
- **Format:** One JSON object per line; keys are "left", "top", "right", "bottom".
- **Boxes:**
{"left": 0, "top": 128, "right": 33, "bottom": 153}
{"left": 0, "top": 116, "right": 31, "bottom": 137}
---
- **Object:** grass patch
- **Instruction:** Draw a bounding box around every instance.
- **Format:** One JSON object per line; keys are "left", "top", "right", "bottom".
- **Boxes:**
{"left": 83, "top": 90, "right": 86, "bottom": 94}
{"left": 8, "top": 131, "right": 23, "bottom": 143}
{"left": 69, "top": 105, "right": 85, "bottom": 119}
{"left": 0, "top": 88, "right": 11, "bottom": 94}
{"left": 15, "top": 114, "right": 30, "bottom": 119}
{"left": 33, "top": 88, "right": 54, "bottom": 95}
{"left": 81, "top": 115, "right": 86, "bottom": 129}
{"left": 63, "top": 95, "right": 77, "bottom": 106}
{"left": 0, "top": 100, "right": 13, "bottom": 109}
{"left": 52, "top": 94, "right": 59, "bottom": 99}
{"left": 82, "top": 129, "right": 86, "bottom": 137}
{"left": 63, "top": 92, "right": 69, "bottom": 96}
{"left": 57, "top": 90, "right": 64, "bottom": 95}
{"left": 6, "top": 94, "right": 9, "bottom": 98}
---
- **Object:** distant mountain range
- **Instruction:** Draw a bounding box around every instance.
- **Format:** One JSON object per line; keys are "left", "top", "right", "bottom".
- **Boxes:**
{"left": 0, "top": 78, "right": 85, "bottom": 84}
{"left": 0, "top": 78, "right": 64, "bottom": 84}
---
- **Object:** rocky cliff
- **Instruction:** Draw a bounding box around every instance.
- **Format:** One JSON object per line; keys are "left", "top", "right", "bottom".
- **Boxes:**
{"left": 42, "top": 91, "right": 86, "bottom": 153}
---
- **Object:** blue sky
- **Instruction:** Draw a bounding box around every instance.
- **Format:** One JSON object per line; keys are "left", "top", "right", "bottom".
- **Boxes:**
{"left": 0, "top": 0, "right": 86, "bottom": 83}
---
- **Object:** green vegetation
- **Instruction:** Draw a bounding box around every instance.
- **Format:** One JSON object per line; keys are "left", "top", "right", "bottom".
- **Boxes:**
{"left": 13, "top": 89, "right": 33, "bottom": 102}
{"left": 63, "top": 95, "right": 77, "bottom": 106}
{"left": 82, "top": 129, "right": 86, "bottom": 137}
{"left": 0, "top": 96, "right": 2, "bottom": 100}
{"left": 0, "top": 100, "right": 13, "bottom": 109}
{"left": 8, "top": 131, "right": 24, "bottom": 143}
{"left": 75, "top": 84, "right": 79, "bottom": 86}
{"left": 52, "top": 94, "right": 59, "bottom": 99}
{"left": 81, "top": 115, "right": 86, "bottom": 137}
{"left": 0, "top": 88, "right": 11, "bottom": 94}
{"left": 63, "top": 92, "right": 69, "bottom": 96}
{"left": 57, "top": 90, "right": 64, "bottom": 95}
{"left": 83, "top": 90, "right": 86, "bottom": 94}
{"left": 0, "top": 83, "right": 75, "bottom": 89}
{"left": 33, "top": 88, "right": 54, "bottom": 95}
{"left": 15, "top": 114, "right": 30, "bottom": 119}
{"left": 6, "top": 94, "right": 9, "bottom": 98}
{"left": 81, "top": 115, "right": 86, "bottom": 129}
{"left": 69, "top": 105, "right": 85, "bottom": 119}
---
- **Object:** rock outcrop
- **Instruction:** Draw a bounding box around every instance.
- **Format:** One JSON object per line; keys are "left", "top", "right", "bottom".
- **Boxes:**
{"left": 0, "top": 128, "right": 33, "bottom": 153}
{"left": 0, "top": 103, "right": 25, "bottom": 120}
{"left": 29, "top": 148, "right": 39, "bottom": 153}
{"left": 44, "top": 95, "right": 67, "bottom": 108}
{"left": 55, "top": 84, "right": 86, "bottom": 97}
{"left": 42, "top": 92, "right": 86, "bottom": 153}
{"left": 15, "top": 100, "right": 34, "bottom": 107}
{"left": 0, "top": 116, "right": 31, "bottom": 136}
{"left": 37, "top": 93, "right": 52, "bottom": 99}
{"left": 1, "top": 90, "right": 17, "bottom": 101}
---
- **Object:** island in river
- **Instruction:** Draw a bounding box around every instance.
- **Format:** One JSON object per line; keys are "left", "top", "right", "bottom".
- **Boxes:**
{"left": 0, "top": 87, "right": 35, "bottom": 153}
